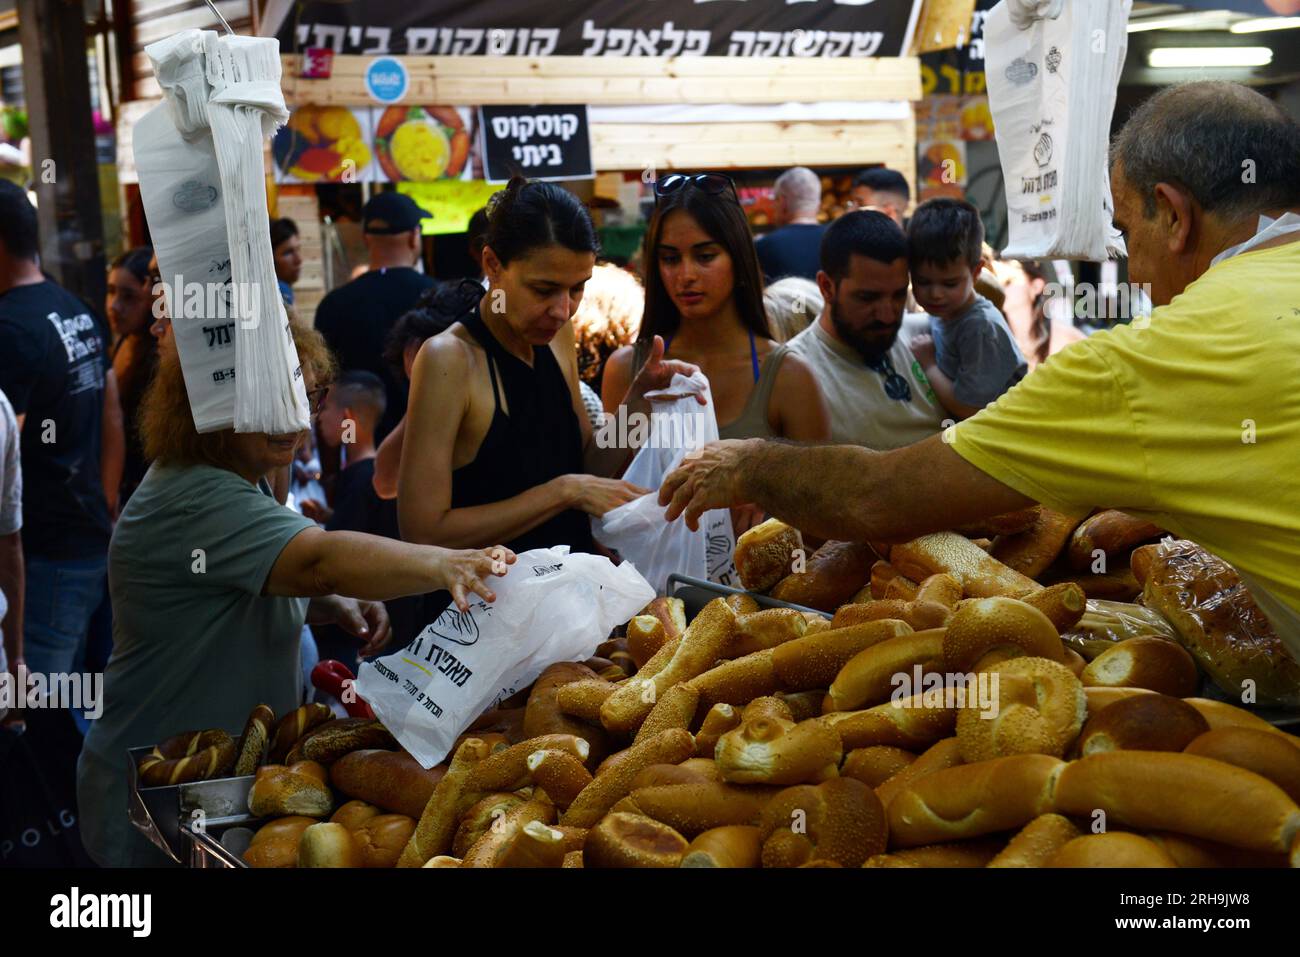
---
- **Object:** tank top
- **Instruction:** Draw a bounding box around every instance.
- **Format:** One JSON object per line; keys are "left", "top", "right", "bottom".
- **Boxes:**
{"left": 449, "top": 301, "right": 594, "bottom": 556}
{"left": 662, "top": 330, "right": 789, "bottom": 440}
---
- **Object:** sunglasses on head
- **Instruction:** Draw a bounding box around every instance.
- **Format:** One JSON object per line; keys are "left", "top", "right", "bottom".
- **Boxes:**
{"left": 654, "top": 172, "right": 739, "bottom": 204}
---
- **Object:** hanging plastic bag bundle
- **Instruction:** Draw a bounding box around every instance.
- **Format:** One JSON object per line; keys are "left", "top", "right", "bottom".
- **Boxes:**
{"left": 591, "top": 371, "right": 739, "bottom": 594}
{"left": 133, "top": 29, "right": 308, "bottom": 434}
{"left": 984, "top": 0, "right": 1131, "bottom": 261}
{"left": 356, "top": 547, "right": 655, "bottom": 768}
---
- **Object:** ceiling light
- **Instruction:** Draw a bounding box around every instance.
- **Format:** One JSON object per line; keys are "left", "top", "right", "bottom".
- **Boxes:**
{"left": 1127, "top": 12, "right": 1233, "bottom": 33}
{"left": 1230, "top": 17, "right": 1300, "bottom": 33}
{"left": 1147, "top": 46, "right": 1273, "bottom": 67}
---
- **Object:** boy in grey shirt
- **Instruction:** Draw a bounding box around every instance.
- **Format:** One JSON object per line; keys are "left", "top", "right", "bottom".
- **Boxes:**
{"left": 906, "top": 198, "right": 1027, "bottom": 419}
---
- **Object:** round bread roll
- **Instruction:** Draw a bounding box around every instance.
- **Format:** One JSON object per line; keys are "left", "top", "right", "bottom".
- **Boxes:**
{"left": 351, "top": 814, "right": 417, "bottom": 868}
{"left": 1047, "top": 832, "right": 1178, "bottom": 868}
{"left": 242, "top": 815, "right": 317, "bottom": 868}
{"left": 1081, "top": 636, "right": 1199, "bottom": 697}
{"left": 955, "top": 657, "right": 1086, "bottom": 763}
{"left": 1076, "top": 694, "right": 1209, "bottom": 756}
{"left": 1183, "top": 728, "right": 1300, "bottom": 803}
{"left": 584, "top": 812, "right": 689, "bottom": 868}
{"left": 297, "top": 821, "right": 360, "bottom": 867}
{"left": 1061, "top": 648, "right": 1086, "bottom": 678}
{"left": 330, "top": 799, "right": 381, "bottom": 832}
{"left": 247, "top": 760, "right": 333, "bottom": 818}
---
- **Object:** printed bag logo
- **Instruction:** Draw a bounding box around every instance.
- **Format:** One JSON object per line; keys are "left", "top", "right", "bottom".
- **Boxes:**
{"left": 1005, "top": 57, "right": 1038, "bottom": 85}
{"left": 1045, "top": 46, "right": 1062, "bottom": 74}
{"left": 1033, "top": 131, "right": 1054, "bottom": 168}
{"left": 428, "top": 606, "right": 481, "bottom": 646}
{"left": 172, "top": 179, "right": 218, "bottom": 212}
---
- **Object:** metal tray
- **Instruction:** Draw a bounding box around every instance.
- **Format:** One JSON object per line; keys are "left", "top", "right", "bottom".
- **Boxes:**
{"left": 184, "top": 819, "right": 255, "bottom": 868}
{"left": 667, "top": 573, "right": 833, "bottom": 620}
{"left": 127, "top": 738, "right": 255, "bottom": 864}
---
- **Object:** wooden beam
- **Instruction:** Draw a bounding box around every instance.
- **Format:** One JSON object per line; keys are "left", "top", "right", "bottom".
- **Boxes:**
{"left": 282, "top": 54, "right": 922, "bottom": 106}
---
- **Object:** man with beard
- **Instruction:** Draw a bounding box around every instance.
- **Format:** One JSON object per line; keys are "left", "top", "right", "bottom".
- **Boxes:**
{"left": 786, "top": 210, "right": 946, "bottom": 449}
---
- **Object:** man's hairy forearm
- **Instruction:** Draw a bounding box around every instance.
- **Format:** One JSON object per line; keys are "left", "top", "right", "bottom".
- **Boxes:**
{"left": 739, "top": 441, "right": 886, "bottom": 541}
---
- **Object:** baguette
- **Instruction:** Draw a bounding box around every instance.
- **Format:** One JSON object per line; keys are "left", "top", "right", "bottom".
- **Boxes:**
{"left": 890, "top": 533, "right": 1038, "bottom": 598}
{"left": 955, "top": 507, "right": 1040, "bottom": 538}
{"left": 1047, "top": 832, "right": 1176, "bottom": 868}
{"left": 990, "top": 508, "right": 1081, "bottom": 578}
{"left": 841, "top": 746, "right": 916, "bottom": 788}
{"left": 680, "top": 825, "right": 763, "bottom": 868}
{"left": 459, "top": 799, "right": 556, "bottom": 868}
{"left": 771, "top": 619, "right": 914, "bottom": 692}
{"left": 869, "top": 561, "right": 917, "bottom": 601}
{"left": 864, "top": 839, "right": 1004, "bottom": 868}
{"left": 397, "top": 737, "right": 493, "bottom": 867}
{"left": 600, "top": 600, "right": 736, "bottom": 734}
{"left": 329, "top": 749, "right": 446, "bottom": 819}
{"left": 495, "top": 820, "right": 570, "bottom": 868}
{"left": 819, "top": 694, "right": 955, "bottom": 751}
{"left": 1052, "top": 751, "right": 1300, "bottom": 853}
{"left": 526, "top": 749, "right": 594, "bottom": 808}
{"left": 715, "top": 714, "right": 842, "bottom": 786}
{"left": 1080, "top": 636, "right": 1199, "bottom": 697}
{"left": 887, "top": 754, "right": 1065, "bottom": 847}
{"left": 689, "top": 650, "right": 781, "bottom": 710}
{"left": 561, "top": 728, "right": 696, "bottom": 828}
{"left": 769, "top": 540, "right": 875, "bottom": 612}
{"left": 1021, "top": 583, "right": 1088, "bottom": 634}
{"left": 759, "top": 778, "right": 887, "bottom": 868}
{"left": 641, "top": 596, "right": 687, "bottom": 640}
{"left": 555, "top": 679, "right": 618, "bottom": 722}
{"left": 1183, "top": 728, "right": 1300, "bottom": 803}
{"left": 634, "top": 683, "right": 701, "bottom": 745}
{"left": 694, "top": 703, "right": 741, "bottom": 757}
{"left": 874, "top": 737, "right": 963, "bottom": 809}
{"left": 628, "top": 781, "right": 777, "bottom": 836}
{"left": 583, "top": 812, "right": 689, "bottom": 868}
{"left": 462, "top": 734, "right": 590, "bottom": 792}
{"left": 626, "top": 615, "right": 669, "bottom": 669}
{"left": 825, "top": 629, "right": 946, "bottom": 713}
{"left": 987, "top": 813, "right": 1081, "bottom": 868}
{"left": 1075, "top": 694, "right": 1208, "bottom": 756}
{"left": 1067, "top": 510, "right": 1163, "bottom": 571}
{"left": 731, "top": 608, "right": 809, "bottom": 657}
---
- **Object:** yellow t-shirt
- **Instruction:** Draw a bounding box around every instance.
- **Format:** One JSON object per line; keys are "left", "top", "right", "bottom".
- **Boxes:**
{"left": 949, "top": 239, "right": 1300, "bottom": 649}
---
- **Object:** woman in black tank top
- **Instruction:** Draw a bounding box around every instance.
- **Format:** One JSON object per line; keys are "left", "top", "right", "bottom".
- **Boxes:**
{"left": 397, "top": 178, "right": 703, "bottom": 601}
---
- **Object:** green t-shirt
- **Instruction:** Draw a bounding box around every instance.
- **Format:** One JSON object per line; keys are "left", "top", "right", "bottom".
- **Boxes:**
{"left": 79, "top": 462, "right": 313, "bottom": 865}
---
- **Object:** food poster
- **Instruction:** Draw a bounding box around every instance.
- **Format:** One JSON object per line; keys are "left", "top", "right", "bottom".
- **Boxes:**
{"left": 375, "top": 105, "right": 474, "bottom": 182}
{"left": 398, "top": 179, "right": 500, "bottom": 236}
{"left": 274, "top": 105, "right": 377, "bottom": 184}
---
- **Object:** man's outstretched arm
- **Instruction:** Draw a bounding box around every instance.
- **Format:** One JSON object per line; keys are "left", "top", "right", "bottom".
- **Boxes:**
{"left": 660, "top": 434, "right": 1035, "bottom": 543}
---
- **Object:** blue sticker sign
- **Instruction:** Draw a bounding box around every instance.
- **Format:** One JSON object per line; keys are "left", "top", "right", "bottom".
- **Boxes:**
{"left": 366, "top": 57, "right": 409, "bottom": 103}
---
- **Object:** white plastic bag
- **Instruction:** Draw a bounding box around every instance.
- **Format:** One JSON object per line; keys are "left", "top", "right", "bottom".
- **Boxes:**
{"left": 985, "top": 0, "right": 1130, "bottom": 261}
{"left": 591, "top": 372, "right": 738, "bottom": 594}
{"left": 355, "top": 547, "right": 654, "bottom": 768}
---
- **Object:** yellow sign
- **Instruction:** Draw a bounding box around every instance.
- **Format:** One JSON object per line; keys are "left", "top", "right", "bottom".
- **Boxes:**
{"left": 398, "top": 180, "right": 500, "bottom": 236}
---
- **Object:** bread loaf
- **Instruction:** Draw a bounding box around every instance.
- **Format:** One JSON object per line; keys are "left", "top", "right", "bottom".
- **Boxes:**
{"left": 886, "top": 754, "right": 1065, "bottom": 847}
{"left": 734, "top": 518, "right": 804, "bottom": 592}
{"left": 242, "top": 815, "right": 316, "bottom": 868}
{"left": 954, "top": 507, "right": 1040, "bottom": 539}
{"left": 825, "top": 628, "right": 945, "bottom": 713}
{"left": 330, "top": 799, "right": 381, "bottom": 832}
{"left": 397, "top": 737, "right": 494, "bottom": 867}
{"left": 771, "top": 618, "right": 915, "bottom": 692}
{"left": 731, "top": 608, "right": 809, "bottom": 657}
{"left": 583, "top": 812, "right": 689, "bottom": 868}
{"left": 1140, "top": 538, "right": 1300, "bottom": 707}
{"left": 1067, "top": 510, "right": 1163, "bottom": 571}
{"left": 841, "top": 746, "right": 916, "bottom": 788}
{"left": 522, "top": 662, "right": 611, "bottom": 762}
{"left": 1052, "top": 751, "right": 1300, "bottom": 853}
{"left": 561, "top": 728, "right": 696, "bottom": 828}
{"left": 628, "top": 781, "right": 777, "bottom": 836}
{"left": 459, "top": 799, "right": 555, "bottom": 867}
{"left": 874, "top": 737, "right": 964, "bottom": 809}
{"left": 1075, "top": 694, "right": 1208, "bottom": 756}
{"left": 759, "top": 778, "right": 887, "bottom": 867}
{"left": 295, "top": 718, "right": 397, "bottom": 765}
{"left": 1080, "top": 636, "right": 1199, "bottom": 697}
{"left": 868, "top": 561, "right": 918, "bottom": 601}
{"left": 680, "top": 825, "right": 763, "bottom": 868}
{"left": 769, "top": 540, "right": 875, "bottom": 611}
{"left": 351, "top": 814, "right": 416, "bottom": 868}
{"left": 329, "top": 749, "right": 446, "bottom": 819}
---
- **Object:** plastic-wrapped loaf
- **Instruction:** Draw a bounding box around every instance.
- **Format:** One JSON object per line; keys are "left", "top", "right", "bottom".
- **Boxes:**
{"left": 134, "top": 29, "right": 308, "bottom": 435}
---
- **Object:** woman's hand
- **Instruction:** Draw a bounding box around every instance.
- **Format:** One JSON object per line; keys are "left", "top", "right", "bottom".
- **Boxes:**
{"left": 564, "top": 475, "right": 649, "bottom": 517}
{"left": 626, "top": 335, "right": 706, "bottom": 406}
{"left": 307, "top": 596, "right": 392, "bottom": 657}
{"left": 433, "top": 546, "right": 517, "bottom": 611}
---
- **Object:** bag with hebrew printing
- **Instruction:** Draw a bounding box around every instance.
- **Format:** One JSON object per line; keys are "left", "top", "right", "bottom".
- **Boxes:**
{"left": 355, "top": 547, "right": 654, "bottom": 768}
{"left": 591, "top": 371, "right": 739, "bottom": 594}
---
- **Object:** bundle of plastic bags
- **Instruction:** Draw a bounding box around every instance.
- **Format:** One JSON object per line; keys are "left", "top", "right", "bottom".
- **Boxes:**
{"left": 985, "top": 0, "right": 1130, "bottom": 261}
{"left": 134, "top": 30, "right": 308, "bottom": 434}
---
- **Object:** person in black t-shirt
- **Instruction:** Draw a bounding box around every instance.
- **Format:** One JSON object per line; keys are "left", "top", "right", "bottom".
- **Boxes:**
{"left": 755, "top": 167, "right": 827, "bottom": 283}
{"left": 0, "top": 180, "right": 121, "bottom": 686}
{"left": 313, "top": 192, "right": 436, "bottom": 441}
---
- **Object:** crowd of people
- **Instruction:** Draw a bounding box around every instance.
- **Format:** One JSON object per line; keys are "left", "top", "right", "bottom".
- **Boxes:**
{"left": 6, "top": 79, "right": 1295, "bottom": 868}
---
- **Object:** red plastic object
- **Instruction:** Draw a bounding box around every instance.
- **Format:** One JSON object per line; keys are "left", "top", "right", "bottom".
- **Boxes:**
{"left": 311, "top": 659, "right": 374, "bottom": 719}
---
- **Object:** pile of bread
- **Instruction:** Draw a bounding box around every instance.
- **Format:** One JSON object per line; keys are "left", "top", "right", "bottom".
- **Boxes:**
{"left": 232, "top": 509, "right": 1300, "bottom": 868}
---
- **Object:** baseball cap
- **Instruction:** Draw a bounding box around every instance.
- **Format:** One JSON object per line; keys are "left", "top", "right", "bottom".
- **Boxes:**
{"left": 362, "top": 192, "right": 432, "bottom": 234}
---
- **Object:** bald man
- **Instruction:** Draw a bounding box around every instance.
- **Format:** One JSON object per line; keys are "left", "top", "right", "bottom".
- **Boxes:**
{"left": 756, "top": 166, "right": 826, "bottom": 283}
{"left": 660, "top": 81, "right": 1300, "bottom": 657}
